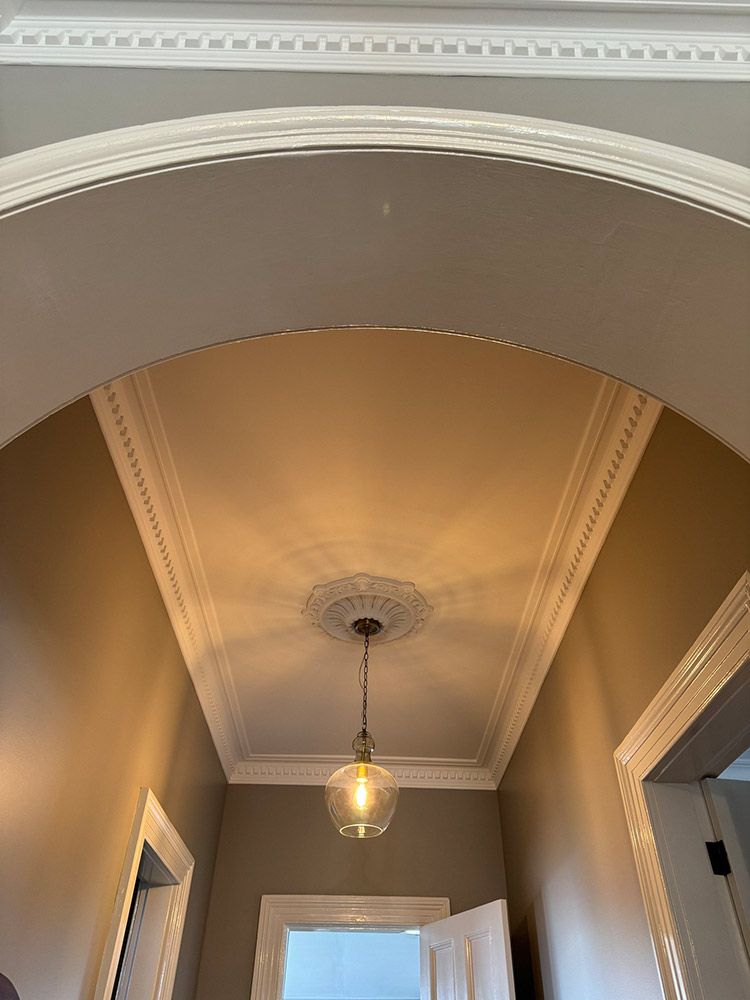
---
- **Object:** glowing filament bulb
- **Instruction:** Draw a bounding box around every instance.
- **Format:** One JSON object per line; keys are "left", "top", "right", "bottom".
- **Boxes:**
{"left": 355, "top": 764, "right": 368, "bottom": 810}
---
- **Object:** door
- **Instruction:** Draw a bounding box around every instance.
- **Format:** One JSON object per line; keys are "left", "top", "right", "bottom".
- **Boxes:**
{"left": 419, "top": 900, "right": 515, "bottom": 1000}
{"left": 703, "top": 778, "right": 750, "bottom": 956}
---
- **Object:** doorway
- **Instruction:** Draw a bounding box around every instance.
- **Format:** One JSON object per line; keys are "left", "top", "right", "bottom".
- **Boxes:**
{"left": 616, "top": 572, "right": 750, "bottom": 1000}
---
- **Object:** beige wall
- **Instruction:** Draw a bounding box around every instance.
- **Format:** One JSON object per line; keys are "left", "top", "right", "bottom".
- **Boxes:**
{"left": 196, "top": 785, "right": 506, "bottom": 998}
{"left": 0, "top": 399, "right": 227, "bottom": 999}
{"left": 498, "top": 409, "right": 750, "bottom": 999}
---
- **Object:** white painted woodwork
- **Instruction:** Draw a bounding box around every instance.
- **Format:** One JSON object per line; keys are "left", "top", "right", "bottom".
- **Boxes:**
{"left": 94, "top": 788, "right": 194, "bottom": 1000}
{"left": 647, "top": 781, "right": 750, "bottom": 998}
{"left": 1, "top": 108, "right": 747, "bottom": 462}
{"left": 420, "top": 899, "right": 515, "bottom": 1000}
{"left": 90, "top": 336, "right": 659, "bottom": 785}
{"left": 704, "top": 778, "right": 750, "bottom": 956}
{"left": 250, "top": 895, "right": 450, "bottom": 1000}
{"left": 615, "top": 573, "right": 750, "bottom": 1000}
{"left": 0, "top": 1, "right": 747, "bottom": 78}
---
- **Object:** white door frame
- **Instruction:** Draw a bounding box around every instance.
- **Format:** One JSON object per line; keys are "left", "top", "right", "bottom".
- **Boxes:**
{"left": 1, "top": 107, "right": 748, "bottom": 458}
{"left": 615, "top": 572, "right": 750, "bottom": 1000}
{"left": 250, "top": 894, "right": 450, "bottom": 1000}
{"left": 94, "top": 788, "right": 195, "bottom": 1000}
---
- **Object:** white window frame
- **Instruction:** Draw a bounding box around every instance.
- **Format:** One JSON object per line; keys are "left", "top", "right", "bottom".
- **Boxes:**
{"left": 615, "top": 572, "right": 750, "bottom": 1000}
{"left": 94, "top": 787, "right": 195, "bottom": 1000}
{"left": 250, "top": 894, "right": 450, "bottom": 1000}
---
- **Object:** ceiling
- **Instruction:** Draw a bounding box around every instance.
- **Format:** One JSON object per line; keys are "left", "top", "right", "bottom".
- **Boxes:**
{"left": 93, "top": 329, "right": 660, "bottom": 786}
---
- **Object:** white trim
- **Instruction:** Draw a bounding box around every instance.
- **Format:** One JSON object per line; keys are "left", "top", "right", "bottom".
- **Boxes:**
{"left": 1, "top": 2, "right": 748, "bottom": 79}
{"left": 231, "top": 755, "right": 496, "bottom": 789}
{"left": 483, "top": 384, "right": 661, "bottom": 782}
{"left": 250, "top": 894, "right": 450, "bottom": 1000}
{"left": 90, "top": 377, "right": 248, "bottom": 778}
{"left": 92, "top": 372, "right": 659, "bottom": 789}
{"left": 94, "top": 788, "right": 195, "bottom": 1000}
{"left": 615, "top": 572, "right": 750, "bottom": 1000}
{"left": 2, "top": 107, "right": 747, "bottom": 226}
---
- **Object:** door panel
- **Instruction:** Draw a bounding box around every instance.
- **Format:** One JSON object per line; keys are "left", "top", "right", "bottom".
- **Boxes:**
{"left": 420, "top": 900, "right": 515, "bottom": 1000}
{"left": 703, "top": 777, "right": 750, "bottom": 956}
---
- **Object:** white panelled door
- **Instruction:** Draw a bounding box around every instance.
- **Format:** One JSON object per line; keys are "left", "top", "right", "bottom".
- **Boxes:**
{"left": 419, "top": 900, "right": 515, "bottom": 1000}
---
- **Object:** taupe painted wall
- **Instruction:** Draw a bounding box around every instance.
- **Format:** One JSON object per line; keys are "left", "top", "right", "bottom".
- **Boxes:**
{"left": 195, "top": 785, "right": 506, "bottom": 998}
{"left": 0, "top": 399, "right": 227, "bottom": 999}
{"left": 498, "top": 410, "right": 750, "bottom": 999}
{"left": 1, "top": 67, "right": 748, "bottom": 166}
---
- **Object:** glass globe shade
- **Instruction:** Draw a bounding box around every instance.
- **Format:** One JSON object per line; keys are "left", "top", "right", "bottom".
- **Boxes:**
{"left": 325, "top": 760, "right": 399, "bottom": 839}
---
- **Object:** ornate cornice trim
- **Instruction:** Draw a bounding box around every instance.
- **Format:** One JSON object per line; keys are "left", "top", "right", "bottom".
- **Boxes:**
{"left": 93, "top": 371, "right": 658, "bottom": 789}
{"left": 1, "top": 3, "right": 748, "bottom": 79}
{"left": 231, "top": 755, "right": 496, "bottom": 789}
{"left": 482, "top": 384, "right": 662, "bottom": 784}
{"left": 90, "top": 374, "right": 250, "bottom": 778}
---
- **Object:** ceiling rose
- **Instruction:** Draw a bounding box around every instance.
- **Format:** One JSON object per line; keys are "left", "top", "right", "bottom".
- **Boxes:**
{"left": 304, "top": 573, "right": 432, "bottom": 644}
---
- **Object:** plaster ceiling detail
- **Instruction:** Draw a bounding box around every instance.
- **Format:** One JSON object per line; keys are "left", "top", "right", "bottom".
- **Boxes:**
{"left": 1, "top": 1, "right": 747, "bottom": 78}
{"left": 91, "top": 330, "right": 661, "bottom": 788}
{"left": 304, "top": 573, "right": 433, "bottom": 644}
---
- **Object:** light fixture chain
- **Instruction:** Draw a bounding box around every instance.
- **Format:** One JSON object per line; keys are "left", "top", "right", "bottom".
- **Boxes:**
{"left": 361, "top": 627, "right": 369, "bottom": 735}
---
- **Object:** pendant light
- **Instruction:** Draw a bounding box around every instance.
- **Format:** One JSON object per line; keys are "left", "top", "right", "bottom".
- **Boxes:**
{"left": 324, "top": 618, "right": 399, "bottom": 838}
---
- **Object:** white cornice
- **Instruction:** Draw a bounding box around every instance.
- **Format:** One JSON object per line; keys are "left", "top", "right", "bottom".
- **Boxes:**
{"left": 1, "top": 1, "right": 747, "bottom": 78}
{"left": 92, "top": 370, "right": 659, "bottom": 789}
{"left": 482, "top": 385, "right": 661, "bottom": 783}
{"left": 231, "top": 756, "right": 497, "bottom": 788}
{"left": 90, "top": 374, "right": 250, "bottom": 778}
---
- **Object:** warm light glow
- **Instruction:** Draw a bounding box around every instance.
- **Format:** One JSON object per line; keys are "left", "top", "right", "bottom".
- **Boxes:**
{"left": 355, "top": 778, "right": 368, "bottom": 810}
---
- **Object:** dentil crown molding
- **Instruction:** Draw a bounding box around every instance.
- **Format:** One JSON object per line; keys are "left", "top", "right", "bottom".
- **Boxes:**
{"left": 1, "top": 1, "right": 747, "bottom": 79}
{"left": 92, "top": 371, "right": 660, "bottom": 789}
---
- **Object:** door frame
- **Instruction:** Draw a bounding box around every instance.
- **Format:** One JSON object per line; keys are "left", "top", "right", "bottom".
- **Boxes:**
{"left": 615, "top": 572, "right": 750, "bottom": 1000}
{"left": 250, "top": 894, "right": 450, "bottom": 1000}
{"left": 94, "top": 787, "right": 195, "bottom": 1000}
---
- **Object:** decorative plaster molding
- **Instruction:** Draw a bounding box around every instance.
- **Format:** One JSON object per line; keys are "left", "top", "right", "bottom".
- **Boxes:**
{"left": 2, "top": 107, "right": 748, "bottom": 228}
{"left": 482, "top": 384, "right": 662, "bottom": 784}
{"left": 93, "top": 373, "right": 659, "bottom": 789}
{"left": 231, "top": 755, "right": 496, "bottom": 789}
{"left": 1, "top": 3, "right": 748, "bottom": 79}
{"left": 90, "top": 374, "right": 250, "bottom": 778}
{"left": 615, "top": 573, "right": 750, "bottom": 999}
{"left": 304, "top": 572, "right": 433, "bottom": 643}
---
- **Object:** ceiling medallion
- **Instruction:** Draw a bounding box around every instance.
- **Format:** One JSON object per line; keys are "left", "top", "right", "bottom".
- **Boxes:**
{"left": 304, "top": 573, "right": 432, "bottom": 644}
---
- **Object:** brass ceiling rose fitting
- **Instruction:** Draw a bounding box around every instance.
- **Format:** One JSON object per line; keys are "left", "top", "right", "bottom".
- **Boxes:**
{"left": 304, "top": 573, "right": 433, "bottom": 644}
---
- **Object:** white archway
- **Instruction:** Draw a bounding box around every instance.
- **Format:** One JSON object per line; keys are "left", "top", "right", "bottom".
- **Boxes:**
{"left": 1, "top": 107, "right": 748, "bottom": 457}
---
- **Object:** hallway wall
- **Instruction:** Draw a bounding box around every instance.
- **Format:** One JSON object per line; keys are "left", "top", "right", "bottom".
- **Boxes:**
{"left": 0, "top": 399, "right": 227, "bottom": 1000}
{"left": 195, "top": 785, "right": 506, "bottom": 999}
{"left": 1, "top": 67, "right": 748, "bottom": 167}
{"left": 498, "top": 409, "right": 750, "bottom": 999}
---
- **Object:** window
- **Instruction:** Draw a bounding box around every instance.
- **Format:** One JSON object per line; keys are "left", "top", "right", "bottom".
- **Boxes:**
{"left": 282, "top": 928, "right": 420, "bottom": 1000}
{"left": 250, "top": 896, "right": 449, "bottom": 1000}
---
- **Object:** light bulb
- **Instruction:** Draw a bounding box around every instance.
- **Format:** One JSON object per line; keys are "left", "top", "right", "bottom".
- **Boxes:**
{"left": 355, "top": 778, "right": 368, "bottom": 810}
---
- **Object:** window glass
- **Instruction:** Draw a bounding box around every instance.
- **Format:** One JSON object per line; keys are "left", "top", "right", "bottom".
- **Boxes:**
{"left": 282, "top": 928, "right": 420, "bottom": 999}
